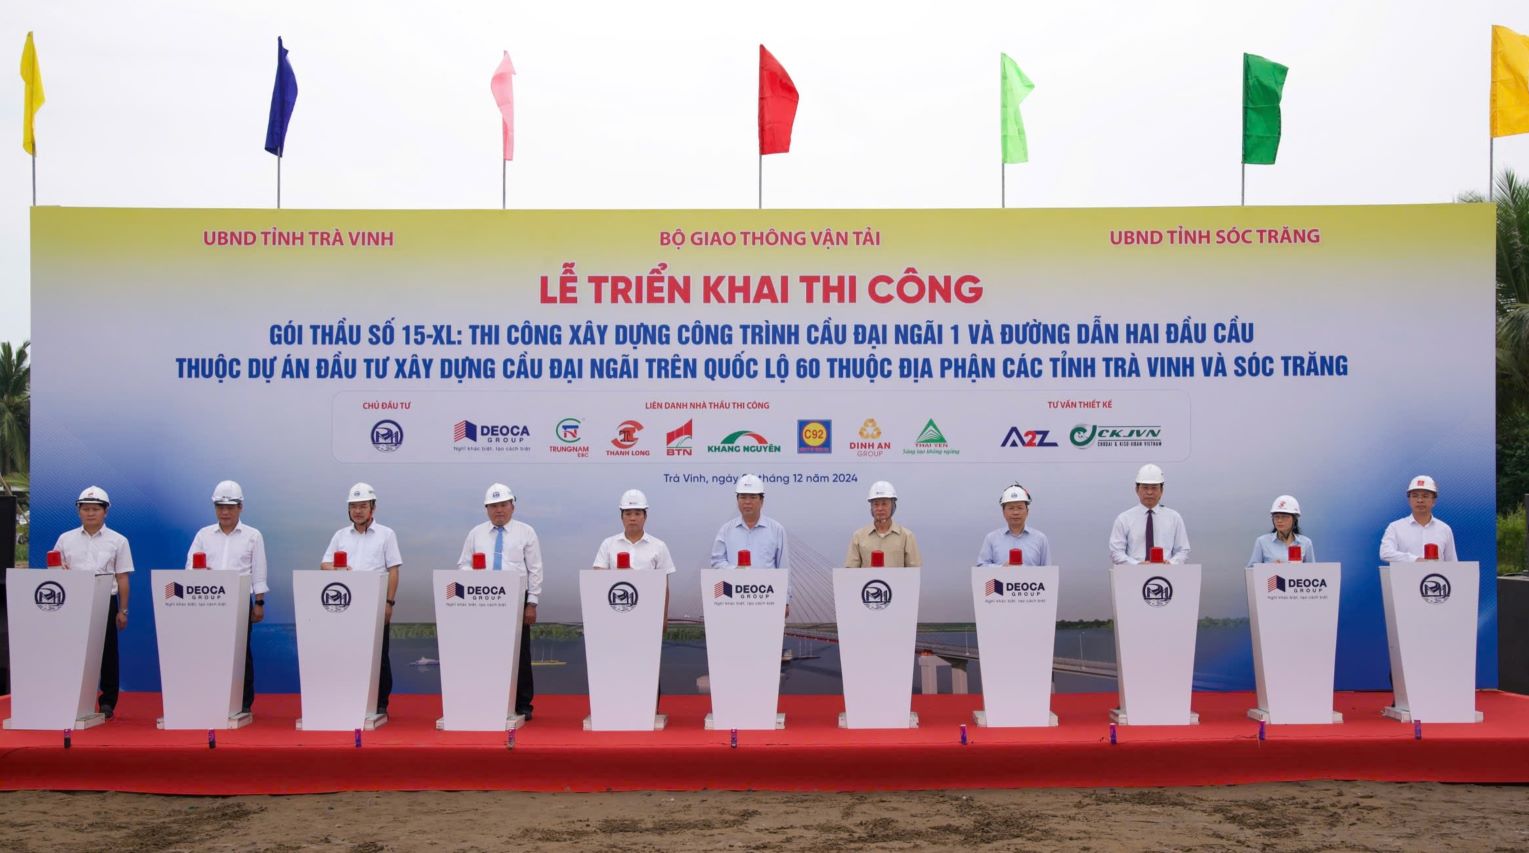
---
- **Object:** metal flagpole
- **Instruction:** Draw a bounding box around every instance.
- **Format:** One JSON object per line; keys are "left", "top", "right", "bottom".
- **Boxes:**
{"left": 1490, "top": 139, "right": 1495, "bottom": 201}
{"left": 1240, "top": 163, "right": 1246, "bottom": 206}
{"left": 758, "top": 154, "right": 762, "bottom": 209}
{"left": 31, "top": 152, "right": 36, "bottom": 206}
{"left": 276, "top": 156, "right": 282, "bottom": 209}
{"left": 502, "top": 160, "right": 507, "bottom": 210}
{"left": 1001, "top": 163, "right": 1005, "bottom": 209}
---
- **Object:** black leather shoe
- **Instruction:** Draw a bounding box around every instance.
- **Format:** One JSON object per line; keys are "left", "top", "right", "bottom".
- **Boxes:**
{"left": 100, "top": 705, "right": 114, "bottom": 720}
{"left": 516, "top": 709, "right": 533, "bottom": 721}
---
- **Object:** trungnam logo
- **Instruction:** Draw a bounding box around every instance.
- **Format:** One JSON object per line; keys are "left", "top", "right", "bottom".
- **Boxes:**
{"left": 1419, "top": 573, "right": 1451, "bottom": 605}
{"left": 608, "top": 581, "right": 639, "bottom": 612}
{"left": 34, "top": 580, "right": 65, "bottom": 611}
{"left": 444, "top": 581, "right": 508, "bottom": 605}
{"left": 714, "top": 580, "right": 776, "bottom": 600}
{"left": 321, "top": 582, "right": 352, "bottom": 613}
{"left": 1142, "top": 576, "right": 1174, "bottom": 607}
{"left": 984, "top": 578, "right": 1047, "bottom": 600}
{"left": 861, "top": 579, "right": 893, "bottom": 610}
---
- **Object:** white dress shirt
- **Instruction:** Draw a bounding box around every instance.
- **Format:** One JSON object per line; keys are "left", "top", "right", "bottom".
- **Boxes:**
{"left": 323, "top": 522, "right": 402, "bottom": 571}
{"left": 456, "top": 519, "right": 544, "bottom": 603}
{"left": 187, "top": 522, "right": 269, "bottom": 595}
{"left": 592, "top": 531, "right": 676, "bottom": 574}
{"left": 1109, "top": 503, "right": 1190, "bottom": 565}
{"left": 1380, "top": 515, "right": 1457, "bottom": 563}
{"left": 52, "top": 525, "right": 134, "bottom": 595}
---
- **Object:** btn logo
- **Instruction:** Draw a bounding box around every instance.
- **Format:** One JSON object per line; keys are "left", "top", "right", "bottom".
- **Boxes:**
{"left": 667, "top": 420, "right": 694, "bottom": 457}
{"left": 321, "top": 582, "right": 352, "bottom": 613}
{"left": 861, "top": 579, "right": 893, "bottom": 610}
{"left": 608, "top": 581, "right": 640, "bottom": 612}
{"left": 371, "top": 419, "right": 404, "bottom": 453}
{"left": 34, "top": 580, "right": 66, "bottom": 612}
{"left": 797, "top": 419, "right": 832, "bottom": 454}
{"left": 1142, "top": 576, "right": 1174, "bottom": 607}
{"left": 1419, "top": 573, "right": 1451, "bottom": 605}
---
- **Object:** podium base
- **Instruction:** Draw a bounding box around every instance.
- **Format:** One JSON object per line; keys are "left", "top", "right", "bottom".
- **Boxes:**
{"left": 583, "top": 714, "right": 667, "bottom": 731}
{"left": 838, "top": 711, "right": 919, "bottom": 729}
{"left": 1381, "top": 705, "right": 1484, "bottom": 723}
{"left": 296, "top": 712, "right": 388, "bottom": 731}
{"left": 435, "top": 714, "right": 525, "bottom": 732}
{"left": 1247, "top": 707, "right": 1342, "bottom": 724}
{"left": 5, "top": 711, "right": 107, "bottom": 731}
{"left": 156, "top": 711, "right": 253, "bottom": 730}
{"left": 704, "top": 712, "right": 786, "bottom": 730}
{"left": 1109, "top": 708, "right": 1199, "bottom": 726}
{"left": 972, "top": 709, "right": 1058, "bottom": 728}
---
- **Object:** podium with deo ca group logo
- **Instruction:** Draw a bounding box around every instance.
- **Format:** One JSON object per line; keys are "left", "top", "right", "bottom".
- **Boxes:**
{"left": 971, "top": 564, "right": 1060, "bottom": 727}
{"left": 1245, "top": 561, "right": 1343, "bottom": 724}
{"left": 433, "top": 568, "right": 526, "bottom": 731}
{"left": 4, "top": 569, "right": 114, "bottom": 730}
{"left": 700, "top": 567, "right": 788, "bottom": 730}
{"left": 152, "top": 568, "right": 253, "bottom": 729}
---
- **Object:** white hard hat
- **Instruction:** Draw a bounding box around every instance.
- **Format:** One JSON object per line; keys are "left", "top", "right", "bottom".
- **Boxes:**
{"left": 211, "top": 480, "right": 245, "bottom": 505}
{"left": 1000, "top": 484, "right": 1031, "bottom": 505}
{"left": 1407, "top": 475, "right": 1437, "bottom": 494}
{"left": 735, "top": 474, "right": 765, "bottom": 495}
{"left": 1135, "top": 463, "right": 1165, "bottom": 485}
{"left": 1269, "top": 494, "right": 1301, "bottom": 515}
{"left": 867, "top": 480, "right": 898, "bottom": 500}
{"left": 619, "top": 488, "right": 649, "bottom": 510}
{"left": 484, "top": 483, "right": 515, "bottom": 505}
{"left": 76, "top": 485, "right": 110, "bottom": 506}
{"left": 347, "top": 482, "right": 378, "bottom": 503}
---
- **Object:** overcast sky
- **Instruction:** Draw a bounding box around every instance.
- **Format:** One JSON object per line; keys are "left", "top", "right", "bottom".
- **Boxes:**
{"left": 3, "top": 0, "right": 1529, "bottom": 345}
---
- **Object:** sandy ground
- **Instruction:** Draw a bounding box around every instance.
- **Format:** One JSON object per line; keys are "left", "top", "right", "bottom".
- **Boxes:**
{"left": 1, "top": 782, "right": 1526, "bottom": 852}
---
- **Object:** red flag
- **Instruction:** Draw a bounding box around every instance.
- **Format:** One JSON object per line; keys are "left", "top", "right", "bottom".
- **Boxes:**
{"left": 758, "top": 45, "right": 798, "bottom": 155}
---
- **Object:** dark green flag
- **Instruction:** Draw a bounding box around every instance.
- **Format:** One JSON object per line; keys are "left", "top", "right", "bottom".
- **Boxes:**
{"left": 1242, "top": 53, "right": 1288, "bottom": 165}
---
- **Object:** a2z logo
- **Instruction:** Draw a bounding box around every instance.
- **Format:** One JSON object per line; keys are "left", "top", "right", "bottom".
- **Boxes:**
{"left": 1001, "top": 427, "right": 1058, "bottom": 448}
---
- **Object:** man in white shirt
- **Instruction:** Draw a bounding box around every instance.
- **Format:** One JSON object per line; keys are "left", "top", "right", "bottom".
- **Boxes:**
{"left": 186, "top": 480, "right": 268, "bottom": 714}
{"left": 456, "top": 482, "right": 543, "bottom": 720}
{"left": 592, "top": 488, "right": 674, "bottom": 701}
{"left": 51, "top": 485, "right": 133, "bottom": 719}
{"left": 1109, "top": 463, "right": 1190, "bottom": 565}
{"left": 1380, "top": 474, "right": 1457, "bottom": 562}
{"left": 321, "top": 482, "right": 402, "bottom": 717}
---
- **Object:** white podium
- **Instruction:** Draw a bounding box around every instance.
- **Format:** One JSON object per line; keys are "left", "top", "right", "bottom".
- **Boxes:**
{"left": 971, "top": 565, "right": 1060, "bottom": 727}
{"left": 580, "top": 569, "right": 668, "bottom": 731}
{"left": 1109, "top": 563, "right": 1201, "bottom": 725}
{"left": 293, "top": 570, "right": 389, "bottom": 730}
{"left": 433, "top": 568, "right": 526, "bottom": 731}
{"left": 834, "top": 567, "right": 920, "bottom": 729}
{"left": 1245, "top": 562, "right": 1342, "bottom": 724}
{"left": 4, "top": 569, "right": 114, "bottom": 730}
{"left": 700, "top": 568, "right": 788, "bottom": 730}
{"left": 1379, "top": 561, "right": 1483, "bottom": 723}
{"left": 152, "top": 569, "right": 253, "bottom": 729}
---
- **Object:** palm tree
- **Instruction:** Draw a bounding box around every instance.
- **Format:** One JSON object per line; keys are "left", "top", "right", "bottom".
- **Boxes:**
{"left": 0, "top": 340, "right": 29, "bottom": 496}
{"left": 1460, "top": 171, "right": 1529, "bottom": 412}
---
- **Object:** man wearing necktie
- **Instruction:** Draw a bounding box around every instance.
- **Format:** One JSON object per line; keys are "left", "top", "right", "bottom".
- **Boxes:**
{"left": 456, "top": 483, "right": 544, "bottom": 721}
{"left": 1109, "top": 463, "right": 1190, "bottom": 565}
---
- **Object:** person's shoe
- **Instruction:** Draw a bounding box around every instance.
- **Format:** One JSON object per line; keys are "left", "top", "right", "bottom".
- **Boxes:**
{"left": 100, "top": 705, "right": 114, "bottom": 720}
{"left": 241, "top": 705, "right": 252, "bottom": 715}
{"left": 516, "top": 708, "right": 533, "bottom": 721}
{"left": 375, "top": 705, "right": 388, "bottom": 717}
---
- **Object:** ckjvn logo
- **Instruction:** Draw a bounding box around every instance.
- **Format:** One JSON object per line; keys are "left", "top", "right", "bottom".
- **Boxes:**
{"left": 860, "top": 579, "right": 893, "bottom": 610}
{"left": 1419, "top": 573, "right": 1451, "bottom": 605}
{"left": 714, "top": 580, "right": 776, "bottom": 600}
{"left": 608, "top": 581, "right": 639, "bottom": 612}
{"left": 321, "top": 582, "right": 352, "bottom": 613}
{"left": 444, "top": 581, "right": 508, "bottom": 605}
{"left": 34, "top": 580, "right": 65, "bottom": 612}
{"left": 1141, "top": 576, "right": 1174, "bottom": 607}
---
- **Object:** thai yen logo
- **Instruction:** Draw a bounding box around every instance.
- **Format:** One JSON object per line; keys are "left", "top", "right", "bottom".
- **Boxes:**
{"left": 608, "top": 581, "right": 639, "bottom": 612}
{"left": 708, "top": 430, "right": 782, "bottom": 454}
{"left": 861, "top": 579, "right": 893, "bottom": 610}
{"left": 371, "top": 419, "right": 404, "bottom": 452}
{"left": 1419, "top": 573, "right": 1451, "bottom": 605}
{"left": 321, "top": 582, "right": 353, "bottom": 613}
{"left": 667, "top": 420, "right": 694, "bottom": 456}
{"left": 611, "top": 420, "right": 644, "bottom": 449}
{"left": 34, "top": 580, "right": 65, "bottom": 612}
{"left": 904, "top": 419, "right": 958, "bottom": 456}
{"left": 1142, "top": 576, "right": 1174, "bottom": 607}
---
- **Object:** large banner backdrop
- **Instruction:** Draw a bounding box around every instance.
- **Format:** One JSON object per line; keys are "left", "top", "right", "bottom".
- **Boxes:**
{"left": 30, "top": 206, "right": 1495, "bottom": 692}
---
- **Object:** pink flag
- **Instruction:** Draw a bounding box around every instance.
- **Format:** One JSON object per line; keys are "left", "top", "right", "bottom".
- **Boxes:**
{"left": 490, "top": 51, "right": 516, "bottom": 160}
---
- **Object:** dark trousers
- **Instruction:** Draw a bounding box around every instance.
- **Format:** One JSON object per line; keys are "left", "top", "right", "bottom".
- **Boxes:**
{"left": 516, "top": 601, "right": 534, "bottom": 714}
{"left": 99, "top": 595, "right": 120, "bottom": 709}
{"left": 377, "top": 622, "right": 392, "bottom": 712}
{"left": 242, "top": 604, "right": 256, "bottom": 711}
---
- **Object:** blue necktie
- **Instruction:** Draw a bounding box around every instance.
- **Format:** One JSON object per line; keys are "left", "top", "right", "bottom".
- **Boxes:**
{"left": 493, "top": 526, "right": 504, "bottom": 571}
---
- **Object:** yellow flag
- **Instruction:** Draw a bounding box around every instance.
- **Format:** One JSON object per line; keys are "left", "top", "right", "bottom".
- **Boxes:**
{"left": 1493, "top": 25, "right": 1529, "bottom": 138}
{"left": 20, "top": 31, "right": 44, "bottom": 154}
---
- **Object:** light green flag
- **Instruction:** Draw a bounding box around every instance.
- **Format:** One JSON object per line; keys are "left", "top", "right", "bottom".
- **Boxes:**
{"left": 1000, "top": 53, "right": 1035, "bottom": 164}
{"left": 1242, "top": 53, "right": 1288, "bottom": 165}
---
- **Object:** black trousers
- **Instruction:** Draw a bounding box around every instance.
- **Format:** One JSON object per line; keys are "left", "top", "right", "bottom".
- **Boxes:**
{"left": 377, "top": 622, "right": 392, "bottom": 712}
{"left": 99, "top": 595, "right": 120, "bottom": 709}
{"left": 242, "top": 604, "right": 256, "bottom": 711}
{"left": 516, "top": 600, "right": 534, "bottom": 714}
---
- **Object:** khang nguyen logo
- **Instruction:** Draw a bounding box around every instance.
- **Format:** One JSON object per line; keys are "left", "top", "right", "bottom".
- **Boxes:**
{"left": 707, "top": 430, "right": 782, "bottom": 454}
{"left": 903, "top": 418, "right": 958, "bottom": 456}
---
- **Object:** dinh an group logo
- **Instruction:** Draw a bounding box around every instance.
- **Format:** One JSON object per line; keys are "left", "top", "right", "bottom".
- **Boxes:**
{"left": 452, "top": 419, "right": 531, "bottom": 453}
{"left": 903, "top": 418, "right": 958, "bottom": 456}
{"left": 1070, "top": 423, "right": 1164, "bottom": 449}
{"left": 861, "top": 579, "right": 894, "bottom": 610}
{"left": 33, "top": 580, "right": 65, "bottom": 612}
{"left": 607, "top": 420, "right": 651, "bottom": 457}
{"left": 321, "top": 582, "right": 352, "bottom": 613}
{"left": 1419, "top": 573, "right": 1452, "bottom": 605}
{"left": 163, "top": 580, "right": 227, "bottom": 606}
{"left": 707, "top": 430, "right": 783, "bottom": 454}
{"left": 550, "top": 417, "right": 588, "bottom": 457}
{"left": 713, "top": 579, "right": 777, "bottom": 604}
{"left": 607, "top": 581, "right": 640, "bottom": 612}
{"left": 797, "top": 419, "right": 832, "bottom": 454}
{"left": 983, "top": 577, "right": 1047, "bottom": 603}
{"left": 443, "top": 580, "right": 509, "bottom": 607}
{"left": 667, "top": 419, "right": 694, "bottom": 456}
{"left": 849, "top": 418, "right": 891, "bottom": 457}
{"left": 1141, "top": 576, "right": 1174, "bottom": 607}
{"left": 371, "top": 419, "right": 404, "bottom": 453}
{"left": 1266, "top": 573, "right": 1330, "bottom": 600}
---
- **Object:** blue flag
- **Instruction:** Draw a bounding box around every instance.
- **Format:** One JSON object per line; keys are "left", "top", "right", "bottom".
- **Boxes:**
{"left": 264, "top": 37, "right": 298, "bottom": 157}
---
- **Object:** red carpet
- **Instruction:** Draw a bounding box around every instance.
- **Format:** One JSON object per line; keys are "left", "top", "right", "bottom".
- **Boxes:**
{"left": 1, "top": 691, "right": 1527, "bottom": 794}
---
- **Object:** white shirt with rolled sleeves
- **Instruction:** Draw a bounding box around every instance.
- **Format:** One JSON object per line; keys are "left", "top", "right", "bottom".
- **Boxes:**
{"left": 456, "top": 519, "right": 543, "bottom": 604}
{"left": 592, "top": 532, "right": 676, "bottom": 574}
{"left": 187, "top": 523, "right": 269, "bottom": 595}
{"left": 323, "top": 522, "right": 402, "bottom": 571}
{"left": 1379, "top": 515, "right": 1457, "bottom": 563}
{"left": 1109, "top": 504, "right": 1190, "bottom": 565}
{"left": 52, "top": 525, "right": 134, "bottom": 594}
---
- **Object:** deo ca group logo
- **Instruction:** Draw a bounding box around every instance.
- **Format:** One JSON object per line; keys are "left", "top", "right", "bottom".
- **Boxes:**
{"left": 861, "top": 579, "right": 893, "bottom": 610}
{"left": 797, "top": 419, "right": 832, "bottom": 454}
{"left": 714, "top": 580, "right": 776, "bottom": 601}
{"left": 452, "top": 420, "right": 530, "bottom": 452}
{"left": 1419, "top": 573, "right": 1451, "bottom": 604}
{"left": 1266, "top": 573, "right": 1329, "bottom": 598}
{"left": 850, "top": 418, "right": 891, "bottom": 457}
{"left": 1000, "top": 427, "right": 1058, "bottom": 448}
{"left": 321, "top": 582, "right": 352, "bottom": 613}
{"left": 371, "top": 419, "right": 404, "bottom": 452}
{"left": 707, "top": 430, "right": 783, "bottom": 454}
{"left": 904, "top": 419, "right": 958, "bottom": 457}
{"left": 164, "top": 581, "right": 226, "bottom": 604}
{"left": 667, "top": 420, "right": 694, "bottom": 456}
{"left": 550, "top": 417, "right": 589, "bottom": 457}
{"left": 1070, "top": 424, "right": 1164, "bottom": 449}
{"left": 34, "top": 580, "right": 65, "bottom": 611}
{"left": 606, "top": 420, "right": 652, "bottom": 457}
{"left": 1142, "top": 576, "right": 1174, "bottom": 607}
{"left": 444, "top": 580, "right": 507, "bottom": 605}
{"left": 608, "top": 581, "right": 640, "bottom": 612}
{"left": 984, "top": 578, "right": 1047, "bottom": 600}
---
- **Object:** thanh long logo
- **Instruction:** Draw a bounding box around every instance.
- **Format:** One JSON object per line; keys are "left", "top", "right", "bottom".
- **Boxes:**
{"left": 707, "top": 430, "right": 782, "bottom": 454}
